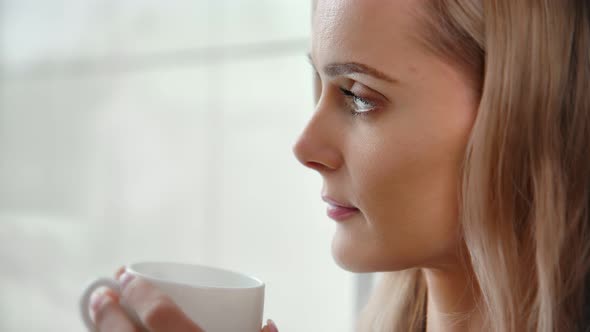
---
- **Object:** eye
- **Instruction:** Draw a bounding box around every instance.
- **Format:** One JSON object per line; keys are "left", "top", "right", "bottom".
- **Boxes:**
{"left": 313, "top": 70, "right": 322, "bottom": 105}
{"left": 339, "top": 87, "right": 377, "bottom": 116}
{"left": 307, "top": 56, "right": 322, "bottom": 105}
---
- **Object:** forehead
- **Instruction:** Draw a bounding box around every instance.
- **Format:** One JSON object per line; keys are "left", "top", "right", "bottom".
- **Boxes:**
{"left": 312, "top": 0, "right": 425, "bottom": 66}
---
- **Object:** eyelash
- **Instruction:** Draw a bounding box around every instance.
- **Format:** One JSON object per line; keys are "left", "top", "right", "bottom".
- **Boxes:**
{"left": 310, "top": 65, "right": 378, "bottom": 117}
{"left": 339, "top": 87, "right": 377, "bottom": 116}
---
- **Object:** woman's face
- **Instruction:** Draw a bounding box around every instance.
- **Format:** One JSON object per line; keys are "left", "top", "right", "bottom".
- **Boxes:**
{"left": 293, "top": 0, "right": 478, "bottom": 272}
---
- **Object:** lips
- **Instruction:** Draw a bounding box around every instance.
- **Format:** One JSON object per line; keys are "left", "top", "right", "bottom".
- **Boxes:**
{"left": 322, "top": 196, "right": 360, "bottom": 221}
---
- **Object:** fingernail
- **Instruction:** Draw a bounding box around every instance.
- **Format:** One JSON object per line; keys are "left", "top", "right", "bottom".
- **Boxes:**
{"left": 118, "top": 272, "right": 135, "bottom": 290}
{"left": 115, "top": 266, "right": 127, "bottom": 279}
{"left": 89, "top": 290, "right": 111, "bottom": 321}
{"left": 267, "top": 319, "right": 279, "bottom": 332}
{"left": 90, "top": 290, "right": 104, "bottom": 312}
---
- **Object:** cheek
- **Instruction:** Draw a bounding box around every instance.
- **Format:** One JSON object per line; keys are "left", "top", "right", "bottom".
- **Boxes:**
{"left": 360, "top": 148, "right": 461, "bottom": 264}
{"left": 343, "top": 114, "right": 472, "bottom": 270}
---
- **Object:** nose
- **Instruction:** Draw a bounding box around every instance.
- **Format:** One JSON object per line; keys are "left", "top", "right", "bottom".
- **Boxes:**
{"left": 292, "top": 105, "right": 344, "bottom": 173}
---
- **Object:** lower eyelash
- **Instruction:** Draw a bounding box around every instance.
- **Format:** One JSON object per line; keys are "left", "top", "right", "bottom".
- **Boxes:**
{"left": 339, "top": 88, "right": 375, "bottom": 116}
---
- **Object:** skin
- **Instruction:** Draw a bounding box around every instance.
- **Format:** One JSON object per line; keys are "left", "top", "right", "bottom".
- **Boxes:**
{"left": 90, "top": 0, "right": 481, "bottom": 331}
{"left": 293, "top": 0, "right": 482, "bottom": 330}
{"left": 90, "top": 267, "right": 278, "bottom": 332}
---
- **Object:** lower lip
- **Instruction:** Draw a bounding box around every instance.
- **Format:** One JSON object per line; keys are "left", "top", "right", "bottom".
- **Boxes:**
{"left": 326, "top": 205, "right": 360, "bottom": 221}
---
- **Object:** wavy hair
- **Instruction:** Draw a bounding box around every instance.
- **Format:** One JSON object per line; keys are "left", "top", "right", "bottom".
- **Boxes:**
{"left": 357, "top": 1, "right": 590, "bottom": 331}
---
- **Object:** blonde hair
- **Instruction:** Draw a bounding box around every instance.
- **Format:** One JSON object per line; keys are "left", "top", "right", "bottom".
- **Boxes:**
{"left": 357, "top": 1, "right": 590, "bottom": 331}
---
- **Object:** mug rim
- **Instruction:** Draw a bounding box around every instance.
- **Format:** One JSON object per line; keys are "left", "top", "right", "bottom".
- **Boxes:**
{"left": 127, "top": 261, "right": 265, "bottom": 290}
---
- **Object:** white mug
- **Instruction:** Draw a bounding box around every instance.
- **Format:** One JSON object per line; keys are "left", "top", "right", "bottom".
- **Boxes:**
{"left": 80, "top": 262, "right": 265, "bottom": 332}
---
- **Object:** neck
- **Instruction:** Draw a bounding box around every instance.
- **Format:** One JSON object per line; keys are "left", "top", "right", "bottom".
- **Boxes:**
{"left": 422, "top": 254, "right": 482, "bottom": 332}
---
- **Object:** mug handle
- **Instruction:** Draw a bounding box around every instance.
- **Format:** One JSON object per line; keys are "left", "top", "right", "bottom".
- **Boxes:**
{"left": 79, "top": 277, "right": 143, "bottom": 331}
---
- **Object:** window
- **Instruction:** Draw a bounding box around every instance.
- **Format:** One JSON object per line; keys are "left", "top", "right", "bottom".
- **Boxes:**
{"left": 0, "top": 1, "right": 361, "bottom": 331}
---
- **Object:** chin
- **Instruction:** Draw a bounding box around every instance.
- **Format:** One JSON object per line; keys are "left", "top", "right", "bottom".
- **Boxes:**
{"left": 331, "top": 237, "right": 419, "bottom": 273}
{"left": 331, "top": 240, "right": 383, "bottom": 273}
{"left": 332, "top": 256, "right": 373, "bottom": 273}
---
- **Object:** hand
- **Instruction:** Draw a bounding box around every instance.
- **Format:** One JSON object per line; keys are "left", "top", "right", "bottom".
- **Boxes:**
{"left": 89, "top": 266, "right": 203, "bottom": 331}
{"left": 89, "top": 267, "right": 279, "bottom": 332}
{"left": 261, "top": 319, "right": 279, "bottom": 332}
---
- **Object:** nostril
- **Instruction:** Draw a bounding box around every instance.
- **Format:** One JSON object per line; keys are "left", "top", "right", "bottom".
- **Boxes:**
{"left": 305, "top": 161, "right": 328, "bottom": 172}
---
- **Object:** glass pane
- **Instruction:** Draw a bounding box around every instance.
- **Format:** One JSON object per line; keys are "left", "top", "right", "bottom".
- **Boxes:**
{"left": 0, "top": 1, "right": 356, "bottom": 332}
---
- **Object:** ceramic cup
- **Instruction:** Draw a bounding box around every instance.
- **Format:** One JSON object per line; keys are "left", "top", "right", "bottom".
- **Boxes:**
{"left": 79, "top": 261, "right": 265, "bottom": 332}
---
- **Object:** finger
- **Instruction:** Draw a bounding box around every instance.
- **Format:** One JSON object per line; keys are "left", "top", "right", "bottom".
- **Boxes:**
{"left": 267, "top": 319, "right": 279, "bottom": 332}
{"left": 119, "top": 273, "right": 204, "bottom": 332}
{"left": 114, "top": 266, "right": 127, "bottom": 279}
{"left": 92, "top": 288, "right": 141, "bottom": 332}
{"left": 261, "top": 319, "right": 279, "bottom": 332}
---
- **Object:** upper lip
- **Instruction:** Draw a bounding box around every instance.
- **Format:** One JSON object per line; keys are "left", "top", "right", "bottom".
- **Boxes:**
{"left": 322, "top": 196, "right": 358, "bottom": 209}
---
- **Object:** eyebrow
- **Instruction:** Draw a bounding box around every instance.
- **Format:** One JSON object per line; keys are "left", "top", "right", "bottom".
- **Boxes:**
{"left": 307, "top": 54, "right": 397, "bottom": 83}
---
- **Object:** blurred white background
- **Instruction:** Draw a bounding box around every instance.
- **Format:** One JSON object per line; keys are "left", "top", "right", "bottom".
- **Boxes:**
{"left": 0, "top": 1, "right": 371, "bottom": 331}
